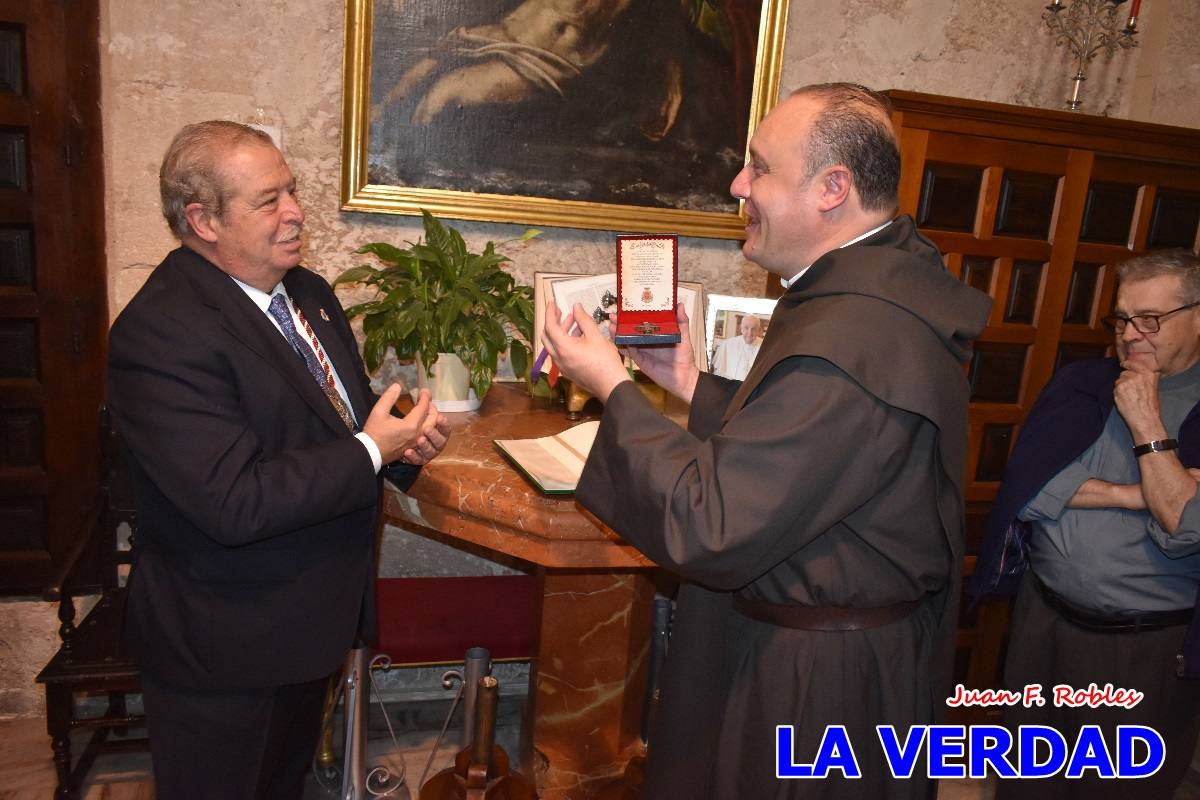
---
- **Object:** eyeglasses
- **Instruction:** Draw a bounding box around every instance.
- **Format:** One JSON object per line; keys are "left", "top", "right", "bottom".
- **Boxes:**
{"left": 1102, "top": 301, "right": 1200, "bottom": 334}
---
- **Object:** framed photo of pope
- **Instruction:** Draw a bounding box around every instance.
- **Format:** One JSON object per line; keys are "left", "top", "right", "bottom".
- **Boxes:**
{"left": 705, "top": 294, "right": 777, "bottom": 381}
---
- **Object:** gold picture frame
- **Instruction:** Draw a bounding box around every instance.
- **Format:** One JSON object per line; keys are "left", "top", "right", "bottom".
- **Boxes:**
{"left": 340, "top": 0, "right": 790, "bottom": 239}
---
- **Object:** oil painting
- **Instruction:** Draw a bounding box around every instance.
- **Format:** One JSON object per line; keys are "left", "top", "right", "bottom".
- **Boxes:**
{"left": 342, "top": 0, "right": 789, "bottom": 237}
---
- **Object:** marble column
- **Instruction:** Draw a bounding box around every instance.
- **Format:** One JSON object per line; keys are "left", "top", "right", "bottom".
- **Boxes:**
{"left": 531, "top": 570, "right": 655, "bottom": 799}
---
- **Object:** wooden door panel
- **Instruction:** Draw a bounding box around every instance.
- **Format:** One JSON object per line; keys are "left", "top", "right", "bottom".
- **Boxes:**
{"left": 922, "top": 131, "right": 1069, "bottom": 175}
{"left": 0, "top": 0, "right": 105, "bottom": 594}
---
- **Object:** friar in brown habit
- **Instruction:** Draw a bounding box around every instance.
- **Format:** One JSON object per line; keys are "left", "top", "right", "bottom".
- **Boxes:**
{"left": 543, "top": 83, "right": 991, "bottom": 799}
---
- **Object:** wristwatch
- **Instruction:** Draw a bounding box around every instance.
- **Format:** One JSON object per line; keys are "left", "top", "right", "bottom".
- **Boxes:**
{"left": 1132, "top": 438, "right": 1179, "bottom": 457}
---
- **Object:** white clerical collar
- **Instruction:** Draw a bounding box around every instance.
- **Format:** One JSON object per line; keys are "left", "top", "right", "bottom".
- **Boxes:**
{"left": 780, "top": 219, "right": 894, "bottom": 290}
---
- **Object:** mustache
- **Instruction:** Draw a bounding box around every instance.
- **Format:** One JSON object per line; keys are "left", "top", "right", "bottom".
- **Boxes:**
{"left": 276, "top": 225, "right": 303, "bottom": 244}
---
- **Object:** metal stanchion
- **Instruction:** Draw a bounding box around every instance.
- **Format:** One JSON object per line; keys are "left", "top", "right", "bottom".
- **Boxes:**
{"left": 460, "top": 647, "right": 491, "bottom": 748}
{"left": 341, "top": 644, "right": 369, "bottom": 800}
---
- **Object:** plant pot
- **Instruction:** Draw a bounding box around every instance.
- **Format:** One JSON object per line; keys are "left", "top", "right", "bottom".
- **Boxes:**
{"left": 415, "top": 353, "right": 481, "bottom": 412}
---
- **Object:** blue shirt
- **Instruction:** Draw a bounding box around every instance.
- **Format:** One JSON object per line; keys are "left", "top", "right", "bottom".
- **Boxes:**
{"left": 1022, "top": 360, "right": 1200, "bottom": 612}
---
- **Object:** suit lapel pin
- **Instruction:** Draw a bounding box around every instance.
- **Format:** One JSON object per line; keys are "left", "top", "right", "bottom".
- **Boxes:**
{"left": 319, "top": 308, "right": 331, "bottom": 322}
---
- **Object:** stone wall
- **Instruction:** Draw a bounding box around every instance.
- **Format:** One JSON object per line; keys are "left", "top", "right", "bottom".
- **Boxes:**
{"left": 3, "top": 0, "right": 1197, "bottom": 719}
{"left": 101, "top": 0, "right": 1200, "bottom": 319}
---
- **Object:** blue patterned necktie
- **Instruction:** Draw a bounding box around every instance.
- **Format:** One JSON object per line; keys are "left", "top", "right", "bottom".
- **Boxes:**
{"left": 267, "top": 293, "right": 356, "bottom": 431}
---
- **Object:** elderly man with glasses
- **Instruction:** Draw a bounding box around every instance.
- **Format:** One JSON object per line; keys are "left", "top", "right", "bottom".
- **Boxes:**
{"left": 972, "top": 248, "right": 1200, "bottom": 800}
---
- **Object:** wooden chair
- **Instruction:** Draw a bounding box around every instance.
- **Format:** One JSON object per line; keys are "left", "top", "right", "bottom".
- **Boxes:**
{"left": 35, "top": 406, "right": 145, "bottom": 800}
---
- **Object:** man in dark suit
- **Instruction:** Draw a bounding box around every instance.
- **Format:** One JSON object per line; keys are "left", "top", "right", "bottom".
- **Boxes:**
{"left": 107, "top": 120, "right": 450, "bottom": 799}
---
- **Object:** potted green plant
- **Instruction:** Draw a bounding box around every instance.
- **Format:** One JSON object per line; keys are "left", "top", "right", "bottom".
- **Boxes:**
{"left": 333, "top": 210, "right": 540, "bottom": 409}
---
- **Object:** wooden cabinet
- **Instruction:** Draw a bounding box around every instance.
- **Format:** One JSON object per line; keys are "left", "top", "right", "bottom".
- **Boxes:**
{"left": 888, "top": 91, "right": 1200, "bottom": 554}
{"left": 887, "top": 91, "right": 1200, "bottom": 698}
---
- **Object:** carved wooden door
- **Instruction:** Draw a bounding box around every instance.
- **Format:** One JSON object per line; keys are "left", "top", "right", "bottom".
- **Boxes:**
{"left": 0, "top": 0, "right": 106, "bottom": 594}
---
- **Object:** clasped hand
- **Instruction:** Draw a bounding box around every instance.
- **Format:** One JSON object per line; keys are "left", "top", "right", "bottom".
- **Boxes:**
{"left": 364, "top": 386, "right": 450, "bottom": 465}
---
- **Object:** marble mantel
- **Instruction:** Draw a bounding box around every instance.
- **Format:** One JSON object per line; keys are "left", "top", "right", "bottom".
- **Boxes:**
{"left": 383, "top": 384, "right": 656, "bottom": 570}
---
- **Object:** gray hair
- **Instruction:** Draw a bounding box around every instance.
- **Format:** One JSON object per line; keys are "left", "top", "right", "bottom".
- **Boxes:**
{"left": 788, "top": 83, "right": 900, "bottom": 213}
{"left": 1116, "top": 249, "right": 1200, "bottom": 303}
{"left": 159, "top": 120, "right": 275, "bottom": 239}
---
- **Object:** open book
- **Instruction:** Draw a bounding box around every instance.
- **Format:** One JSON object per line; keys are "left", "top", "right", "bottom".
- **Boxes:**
{"left": 494, "top": 421, "right": 599, "bottom": 494}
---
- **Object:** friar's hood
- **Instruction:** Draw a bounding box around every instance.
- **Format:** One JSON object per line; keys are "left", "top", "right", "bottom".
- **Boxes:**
{"left": 777, "top": 214, "right": 990, "bottom": 365}
{"left": 722, "top": 213, "right": 992, "bottom": 499}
